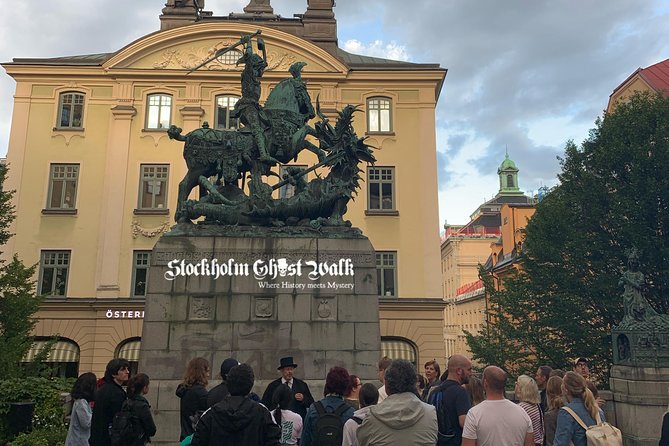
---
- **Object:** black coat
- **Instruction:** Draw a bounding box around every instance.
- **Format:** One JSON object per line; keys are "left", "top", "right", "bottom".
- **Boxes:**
{"left": 176, "top": 383, "right": 209, "bottom": 441}
{"left": 207, "top": 382, "right": 229, "bottom": 408}
{"left": 89, "top": 380, "right": 126, "bottom": 446}
{"left": 261, "top": 378, "right": 314, "bottom": 419}
{"left": 126, "top": 395, "right": 156, "bottom": 446}
{"left": 191, "top": 396, "right": 280, "bottom": 446}
{"left": 660, "top": 412, "right": 669, "bottom": 446}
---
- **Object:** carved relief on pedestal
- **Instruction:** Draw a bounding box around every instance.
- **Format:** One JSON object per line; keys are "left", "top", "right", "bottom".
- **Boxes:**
{"left": 189, "top": 296, "right": 214, "bottom": 320}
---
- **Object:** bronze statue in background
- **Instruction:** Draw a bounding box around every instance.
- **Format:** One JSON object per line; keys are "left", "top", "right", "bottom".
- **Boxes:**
{"left": 168, "top": 31, "right": 375, "bottom": 231}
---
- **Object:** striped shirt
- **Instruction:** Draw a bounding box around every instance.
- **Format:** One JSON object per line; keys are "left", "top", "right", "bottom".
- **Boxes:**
{"left": 519, "top": 402, "right": 544, "bottom": 445}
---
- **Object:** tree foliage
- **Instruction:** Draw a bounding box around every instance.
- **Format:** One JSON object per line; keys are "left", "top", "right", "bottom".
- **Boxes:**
{"left": 0, "top": 164, "right": 44, "bottom": 379}
{"left": 467, "top": 92, "right": 669, "bottom": 383}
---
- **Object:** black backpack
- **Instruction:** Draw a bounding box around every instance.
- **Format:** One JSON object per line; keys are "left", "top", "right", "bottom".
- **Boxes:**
{"left": 429, "top": 381, "right": 459, "bottom": 446}
{"left": 109, "top": 400, "right": 142, "bottom": 446}
{"left": 313, "top": 401, "right": 349, "bottom": 446}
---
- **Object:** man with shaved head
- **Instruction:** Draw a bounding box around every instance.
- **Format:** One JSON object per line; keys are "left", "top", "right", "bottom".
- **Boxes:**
{"left": 462, "top": 366, "right": 534, "bottom": 446}
{"left": 428, "top": 354, "right": 473, "bottom": 446}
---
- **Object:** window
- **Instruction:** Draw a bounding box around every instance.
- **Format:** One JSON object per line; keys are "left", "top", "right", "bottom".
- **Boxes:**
{"left": 218, "top": 49, "right": 242, "bottom": 65}
{"left": 368, "top": 167, "right": 395, "bottom": 211}
{"left": 215, "top": 95, "right": 239, "bottom": 130}
{"left": 57, "top": 92, "right": 84, "bottom": 128}
{"left": 376, "top": 251, "right": 397, "bottom": 297}
{"left": 367, "top": 97, "right": 391, "bottom": 133}
{"left": 507, "top": 174, "right": 514, "bottom": 188}
{"left": 279, "top": 165, "right": 307, "bottom": 199}
{"left": 138, "top": 164, "right": 169, "bottom": 210}
{"left": 132, "top": 251, "right": 150, "bottom": 297}
{"left": 39, "top": 250, "right": 70, "bottom": 296}
{"left": 47, "top": 164, "right": 79, "bottom": 210}
{"left": 146, "top": 94, "right": 172, "bottom": 129}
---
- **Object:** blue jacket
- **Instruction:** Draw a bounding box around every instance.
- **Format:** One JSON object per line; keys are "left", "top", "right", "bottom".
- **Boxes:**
{"left": 300, "top": 395, "right": 354, "bottom": 446}
{"left": 552, "top": 398, "right": 605, "bottom": 446}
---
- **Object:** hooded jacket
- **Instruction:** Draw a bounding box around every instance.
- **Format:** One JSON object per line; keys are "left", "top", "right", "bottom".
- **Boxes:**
{"left": 176, "top": 383, "right": 209, "bottom": 440}
{"left": 190, "top": 395, "right": 280, "bottom": 446}
{"left": 356, "top": 392, "right": 438, "bottom": 446}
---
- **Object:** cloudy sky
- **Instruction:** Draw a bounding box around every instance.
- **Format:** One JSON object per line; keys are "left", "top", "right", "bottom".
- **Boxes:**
{"left": 1, "top": 0, "right": 667, "bottom": 227}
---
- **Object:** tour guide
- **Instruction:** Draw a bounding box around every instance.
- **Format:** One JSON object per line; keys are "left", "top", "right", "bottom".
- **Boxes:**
{"left": 261, "top": 357, "right": 314, "bottom": 419}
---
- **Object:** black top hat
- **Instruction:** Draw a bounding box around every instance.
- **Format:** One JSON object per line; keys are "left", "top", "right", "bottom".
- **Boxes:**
{"left": 278, "top": 357, "right": 298, "bottom": 370}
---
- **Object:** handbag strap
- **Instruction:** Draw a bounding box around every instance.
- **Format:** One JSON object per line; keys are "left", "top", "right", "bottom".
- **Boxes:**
{"left": 561, "top": 407, "right": 588, "bottom": 430}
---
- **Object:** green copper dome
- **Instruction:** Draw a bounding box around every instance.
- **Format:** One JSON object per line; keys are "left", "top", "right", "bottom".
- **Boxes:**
{"left": 498, "top": 153, "right": 518, "bottom": 171}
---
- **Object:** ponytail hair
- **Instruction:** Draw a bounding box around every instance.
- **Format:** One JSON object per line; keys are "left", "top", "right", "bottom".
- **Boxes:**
{"left": 271, "top": 384, "right": 292, "bottom": 426}
{"left": 546, "top": 376, "right": 564, "bottom": 411}
{"left": 562, "top": 371, "right": 598, "bottom": 420}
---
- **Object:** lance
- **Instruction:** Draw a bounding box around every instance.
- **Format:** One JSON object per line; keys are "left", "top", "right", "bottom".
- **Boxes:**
{"left": 187, "top": 30, "right": 262, "bottom": 73}
{"left": 271, "top": 151, "right": 346, "bottom": 191}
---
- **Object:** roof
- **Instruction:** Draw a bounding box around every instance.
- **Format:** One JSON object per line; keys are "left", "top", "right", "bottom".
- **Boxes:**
{"left": 7, "top": 48, "right": 443, "bottom": 72}
{"left": 612, "top": 57, "right": 669, "bottom": 97}
{"left": 639, "top": 58, "right": 669, "bottom": 95}
{"left": 9, "top": 53, "right": 111, "bottom": 66}
{"left": 335, "top": 48, "right": 442, "bottom": 70}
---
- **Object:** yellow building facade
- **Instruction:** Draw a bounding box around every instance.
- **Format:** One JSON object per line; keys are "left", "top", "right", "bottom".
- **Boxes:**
{"left": 2, "top": 1, "right": 446, "bottom": 377}
{"left": 442, "top": 154, "right": 534, "bottom": 359}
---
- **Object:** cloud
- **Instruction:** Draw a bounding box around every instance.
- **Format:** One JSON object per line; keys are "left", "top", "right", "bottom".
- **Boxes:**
{"left": 342, "top": 39, "right": 410, "bottom": 62}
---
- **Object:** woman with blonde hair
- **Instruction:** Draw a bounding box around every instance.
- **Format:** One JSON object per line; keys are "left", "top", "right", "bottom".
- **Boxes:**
{"left": 543, "top": 375, "right": 564, "bottom": 446}
{"left": 515, "top": 374, "right": 544, "bottom": 446}
{"left": 176, "top": 357, "right": 210, "bottom": 441}
{"left": 552, "top": 371, "right": 605, "bottom": 446}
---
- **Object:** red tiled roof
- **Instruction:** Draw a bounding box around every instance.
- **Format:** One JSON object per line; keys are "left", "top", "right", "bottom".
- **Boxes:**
{"left": 639, "top": 58, "right": 669, "bottom": 96}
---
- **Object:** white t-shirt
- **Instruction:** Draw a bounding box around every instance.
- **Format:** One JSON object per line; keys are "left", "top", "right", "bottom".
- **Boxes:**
{"left": 378, "top": 385, "right": 388, "bottom": 402}
{"left": 270, "top": 409, "right": 303, "bottom": 445}
{"left": 462, "top": 399, "right": 533, "bottom": 446}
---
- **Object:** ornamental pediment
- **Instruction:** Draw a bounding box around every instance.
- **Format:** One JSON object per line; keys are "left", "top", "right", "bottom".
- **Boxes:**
{"left": 104, "top": 23, "right": 348, "bottom": 75}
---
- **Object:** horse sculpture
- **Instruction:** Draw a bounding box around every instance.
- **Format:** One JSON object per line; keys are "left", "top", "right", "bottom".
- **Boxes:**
{"left": 167, "top": 61, "right": 324, "bottom": 223}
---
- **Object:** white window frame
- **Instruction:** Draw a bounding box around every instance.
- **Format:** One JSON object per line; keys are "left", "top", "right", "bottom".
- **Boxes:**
{"left": 57, "top": 92, "right": 85, "bottom": 129}
{"left": 132, "top": 251, "right": 151, "bottom": 297}
{"left": 376, "top": 251, "right": 397, "bottom": 297}
{"left": 145, "top": 94, "right": 172, "bottom": 130}
{"left": 39, "top": 250, "right": 70, "bottom": 296}
{"left": 214, "top": 95, "right": 240, "bottom": 130}
{"left": 46, "top": 164, "right": 79, "bottom": 210}
{"left": 367, "top": 97, "right": 392, "bottom": 133}
{"left": 367, "top": 166, "right": 396, "bottom": 211}
{"left": 138, "top": 164, "right": 169, "bottom": 210}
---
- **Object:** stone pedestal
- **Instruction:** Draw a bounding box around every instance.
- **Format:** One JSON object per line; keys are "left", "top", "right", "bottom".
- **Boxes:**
{"left": 610, "top": 365, "right": 669, "bottom": 446}
{"left": 139, "top": 231, "right": 380, "bottom": 444}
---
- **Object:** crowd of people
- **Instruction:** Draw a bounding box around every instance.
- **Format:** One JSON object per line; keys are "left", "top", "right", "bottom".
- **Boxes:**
{"left": 62, "top": 354, "right": 669, "bottom": 446}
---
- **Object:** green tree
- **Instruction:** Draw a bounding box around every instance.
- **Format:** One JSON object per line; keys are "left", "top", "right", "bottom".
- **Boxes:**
{"left": 0, "top": 164, "right": 44, "bottom": 379}
{"left": 467, "top": 92, "right": 669, "bottom": 383}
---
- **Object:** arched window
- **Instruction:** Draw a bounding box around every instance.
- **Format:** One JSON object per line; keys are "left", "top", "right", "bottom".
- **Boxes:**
{"left": 23, "top": 337, "right": 80, "bottom": 378}
{"left": 218, "top": 49, "right": 242, "bottom": 65}
{"left": 146, "top": 94, "right": 172, "bottom": 129}
{"left": 506, "top": 174, "right": 514, "bottom": 188}
{"left": 215, "top": 95, "right": 240, "bottom": 130}
{"left": 57, "top": 92, "right": 85, "bottom": 128}
{"left": 116, "top": 337, "right": 141, "bottom": 377}
{"left": 367, "top": 97, "right": 392, "bottom": 133}
{"left": 381, "top": 336, "right": 418, "bottom": 367}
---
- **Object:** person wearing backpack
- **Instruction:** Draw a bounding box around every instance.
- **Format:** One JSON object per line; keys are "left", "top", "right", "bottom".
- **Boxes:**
{"left": 300, "top": 366, "right": 354, "bottom": 446}
{"left": 552, "top": 371, "right": 609, "bottom": 446}
{"left": 357, "top": 360, "right": 437, "bottom": 446}
{"left": 176, "top": 357, "right": 210, "bottom": 441}
{"left": 90, "top": 358, "right": 130, "bottom": 446}
{"left": 125, "top": 373, "right": 156, "bottom": 445}
{"left": 342, "top": 383, "right": 379, "bottom": 446}
{"left": 429, "top": 354, "right": 473, "bottom": 446}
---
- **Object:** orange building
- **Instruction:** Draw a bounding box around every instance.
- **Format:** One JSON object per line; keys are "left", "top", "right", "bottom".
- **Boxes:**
{"left": 608, "top": 57, "right": 669, "bottom": 112}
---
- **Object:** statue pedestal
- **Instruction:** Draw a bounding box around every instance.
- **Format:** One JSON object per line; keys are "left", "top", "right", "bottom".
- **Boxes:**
{"left": 610, "top": 365, "right": 669, "bottom": 445}
{"left": 139, "top": 230, "right": 381, "bottom": 444}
